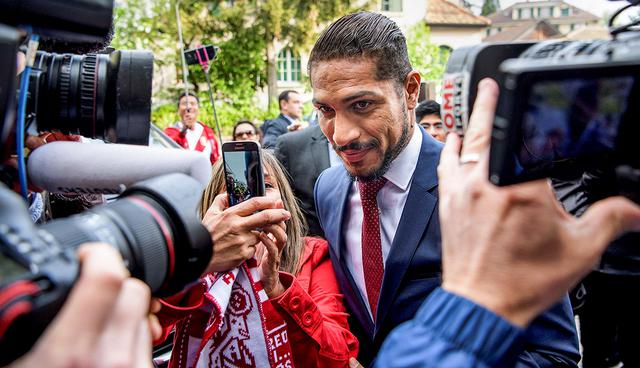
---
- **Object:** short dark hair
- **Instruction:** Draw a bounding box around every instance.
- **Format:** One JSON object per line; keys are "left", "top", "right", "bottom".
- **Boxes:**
{"left": 308, "top": 11, "right": 412, "bottom": 88}
{"left": 278, "top": 90, "right": 298, "bottom": 110}
{"left": 415, "top": 100, "right": 441, "bottom": 122}
{"left": 232, "top": 120, "right": 258, "bottom": 137}
{"left": 177, "top": 92, "right": 199, "bottom": 107}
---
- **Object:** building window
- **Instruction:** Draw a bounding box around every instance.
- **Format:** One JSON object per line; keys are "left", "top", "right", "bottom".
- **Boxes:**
{"left": 277, "top": 48, "right": 301, "bottom": 82}
{"left": 561, "top": 7, "right": 570, "bottom": 16}
{"left": 517, "top": 8, "right": 522, "bottom": 19}
{"left": 381, "top": 0, "right": 402, "bottom": 12}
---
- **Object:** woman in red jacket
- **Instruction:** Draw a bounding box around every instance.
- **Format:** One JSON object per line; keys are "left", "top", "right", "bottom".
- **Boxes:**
{"left": 157, "top": 150, "right": 358, "bottom": 368}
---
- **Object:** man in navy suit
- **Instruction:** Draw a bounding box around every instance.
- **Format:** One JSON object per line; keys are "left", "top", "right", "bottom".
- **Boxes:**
{"left": 310, "top": 12, "right": 580, "bottom": 366}
{"left": 261, "top": 90, "right": 304, "bottom": 148}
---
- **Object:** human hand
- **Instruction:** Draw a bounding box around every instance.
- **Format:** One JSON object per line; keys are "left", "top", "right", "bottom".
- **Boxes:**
{"left": 438, "top": 78, "right": 640, "bottom": 327}
{"left": 201, "top": 194, "right": 291, "bottom": 273}
{"left": 257, "top": 224, "right": 288, "bottom": 298}
{"left": 287, "top": 122, "right": 303, "bottom": 132}
{"left": 11, "top": 243, "right": 159, "bottom": 368}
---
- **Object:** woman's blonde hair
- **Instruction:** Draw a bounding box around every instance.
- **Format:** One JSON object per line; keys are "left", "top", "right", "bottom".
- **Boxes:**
{"left": 199, "top": 150, "right": 307, "bottom": 274}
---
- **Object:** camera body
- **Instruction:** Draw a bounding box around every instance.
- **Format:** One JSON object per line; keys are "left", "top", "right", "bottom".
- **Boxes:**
{"left": 0, "top": 173, "right": 213, "bottom": 365}
{"left": 0, "top": 1, "right": 216, "bottom": 365}
{"left": 443, "top": 34, "right": 640, "bottom": 192}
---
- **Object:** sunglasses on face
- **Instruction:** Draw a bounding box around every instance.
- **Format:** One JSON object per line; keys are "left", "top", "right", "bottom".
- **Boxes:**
{"left": 235, "top": 130, "right": 256, "bottom": 138}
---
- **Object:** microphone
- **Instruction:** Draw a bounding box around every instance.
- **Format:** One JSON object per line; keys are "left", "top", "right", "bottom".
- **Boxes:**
{"left": 27, "top": 142, "right": 212, "bottom": 194}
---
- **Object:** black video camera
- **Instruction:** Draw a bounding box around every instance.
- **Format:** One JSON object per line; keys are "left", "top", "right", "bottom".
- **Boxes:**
{"left": 0, "top": 0, "right": 153, "bottom": 147}
{"left": 0, "top": 173, "right": 212, "bottom": 365}
{"left": 442, "top": 1, "right": 640, "bottom": 196}
{"left": 0, "top": 1, "right": 215, "bottom": 365}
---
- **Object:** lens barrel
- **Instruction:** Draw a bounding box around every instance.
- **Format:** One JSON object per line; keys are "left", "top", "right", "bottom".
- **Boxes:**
{"left": 39, "top": 173, "right": 212, "bottom": 296}
{"left": 30, "top": 50, "right": 153, "bottom": 145}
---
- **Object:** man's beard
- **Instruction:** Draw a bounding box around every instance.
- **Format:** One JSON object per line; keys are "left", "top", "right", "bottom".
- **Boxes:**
{"left": 336, "top": 108, "right": 411, "bottom": 182}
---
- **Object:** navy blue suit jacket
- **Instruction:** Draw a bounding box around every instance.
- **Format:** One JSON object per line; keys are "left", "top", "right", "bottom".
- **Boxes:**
{"left": 314, "top": 128, "right": 580, "bottom": 367}
{"left": 262, "top": 114, "right": 291, "bottom": 148}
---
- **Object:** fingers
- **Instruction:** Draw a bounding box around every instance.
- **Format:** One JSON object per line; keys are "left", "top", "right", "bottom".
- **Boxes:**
{"left": 230, "top": 196, "right": 287, "bottom": 217}
{"left": 241, "top": 208, "right": 291, "bottom": 230}
{"left": 262, "top": 224, "right": 287, "bottom": 251}
{"left": 438, "top": 133, "right": 463, "bottom": 188}
{"left": 205, "top": 193, "right": 229, "bottom": 217}
{"left": 259, "top": 232, "right": 279, "bottom": 265}
{"left": 41, "top": 244, "right": 129, "bottom": 353}
{"left": 460, "top": 78, "right": 499, "bottom": 158}
{"left": 577, "top": 196, "right": 640, "bottom": 257}
{"left": 95, "top": 279, "right": 152, "bottom": 368}
{"left": 349, "top": 357, "right": 364, "bottom": 368}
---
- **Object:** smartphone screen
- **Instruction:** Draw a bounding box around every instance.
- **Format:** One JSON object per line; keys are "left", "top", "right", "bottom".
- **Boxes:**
{"left": 222, "top": 141, "right": 265, "bottom": 206}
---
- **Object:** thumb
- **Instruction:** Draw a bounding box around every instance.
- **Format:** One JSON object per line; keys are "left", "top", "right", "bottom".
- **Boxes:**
{"left": 349, "top": 358, "right": 364, "bottom": 368}
{"left": 207, "top": 193, "right": 229, "bottom": 216}
{"left": 577, "top": 196, "right": 640, "bottom": 257}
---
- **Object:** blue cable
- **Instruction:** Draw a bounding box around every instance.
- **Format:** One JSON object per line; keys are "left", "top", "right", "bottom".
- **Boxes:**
{"left": 16, "top": 34, "right": 39, "bottom": 202}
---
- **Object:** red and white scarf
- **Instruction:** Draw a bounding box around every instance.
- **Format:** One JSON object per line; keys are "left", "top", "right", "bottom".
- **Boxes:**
{"left": 179, "top": 258, "right": 294, "bottom": 368}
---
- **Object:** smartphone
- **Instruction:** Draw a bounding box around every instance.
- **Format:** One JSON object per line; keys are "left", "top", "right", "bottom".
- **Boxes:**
{"left": 221, "top": 141, "right": 265, "bottom": 206}
{"left": 184, "top": 45, "right": 218, "bottom": 65}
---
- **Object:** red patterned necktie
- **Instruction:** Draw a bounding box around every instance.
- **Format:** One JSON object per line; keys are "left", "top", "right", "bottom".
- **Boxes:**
{"left": 358, "top": 177, "right": 387, "bottom": 321}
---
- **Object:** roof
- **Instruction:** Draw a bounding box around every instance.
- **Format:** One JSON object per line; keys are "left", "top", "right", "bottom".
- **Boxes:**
{"left": 488, "top": 0, "right": 598, "bottom": 26}
{"left": 564, "top": 25, "right": 611, "bottom": 40}
{"left": 483, "top": 19, "right": 562, "bottom": 42}
{"left": 425, "top": 0, "right": 491, "bottom": 27}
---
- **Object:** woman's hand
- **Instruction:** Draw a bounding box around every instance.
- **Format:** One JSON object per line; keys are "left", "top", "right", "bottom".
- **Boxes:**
{"left": 201, "top": 194, "right": 290, "bottom": 273}
{"left": 257, "top": 223, "right": 288, "bottom": 298}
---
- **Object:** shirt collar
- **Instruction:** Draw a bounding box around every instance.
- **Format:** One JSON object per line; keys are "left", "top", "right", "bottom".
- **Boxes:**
{"left": 282, "top": 114, "right": 296, "bottom": 124}
{"left": 383, "top": 123, "right": 422, "bottom": 191}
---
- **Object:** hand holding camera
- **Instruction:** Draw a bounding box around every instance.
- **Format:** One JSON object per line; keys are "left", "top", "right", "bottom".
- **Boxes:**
{"left": 439, "top": 79, "right": 640, "bottom": 327}
{"left": 10, "top": 244, "right": 160, "bottom": 368}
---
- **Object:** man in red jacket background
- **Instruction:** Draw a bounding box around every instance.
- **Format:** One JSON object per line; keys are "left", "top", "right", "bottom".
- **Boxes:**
{"left": 164, "top": 92, "right": 220, "bottom": 164}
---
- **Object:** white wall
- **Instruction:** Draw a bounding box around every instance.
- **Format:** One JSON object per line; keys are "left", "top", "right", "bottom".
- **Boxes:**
{"left": 381, "top": 0, "right": 429, "bottom": 32}
{"left": 430, "top": 27, "right": 486, "bottom": 49}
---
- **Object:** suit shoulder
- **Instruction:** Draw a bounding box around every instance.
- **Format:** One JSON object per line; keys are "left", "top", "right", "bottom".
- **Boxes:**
{"left": 316, "top": 165, "right": 345, "bottom": 188}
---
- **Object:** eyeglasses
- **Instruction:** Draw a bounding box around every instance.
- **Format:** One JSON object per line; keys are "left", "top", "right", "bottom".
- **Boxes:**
{"left": 234, "top": 130, "right": 256, "bottom": 138}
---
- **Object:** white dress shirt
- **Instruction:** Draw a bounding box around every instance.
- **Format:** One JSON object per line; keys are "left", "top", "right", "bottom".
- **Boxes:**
{"left": 343, "top": 124, "right": 422, "bottom": 319}
{"left": 176, "top": 121, "right": 212, "bottom": 159}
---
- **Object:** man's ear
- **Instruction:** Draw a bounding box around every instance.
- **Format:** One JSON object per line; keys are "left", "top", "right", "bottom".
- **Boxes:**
{"left": 404, "top": 71, "right": 421, "bottom": 110}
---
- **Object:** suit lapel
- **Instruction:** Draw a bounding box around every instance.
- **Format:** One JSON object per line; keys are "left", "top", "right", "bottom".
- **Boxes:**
{"left": 375, "top": 130, "right": 442, "bottom": 330}
{"left": 309, "top": 126, "right": 330, "bottom": 175}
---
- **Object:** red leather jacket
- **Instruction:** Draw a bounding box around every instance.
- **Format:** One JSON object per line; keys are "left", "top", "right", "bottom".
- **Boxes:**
{"left": 157, "top": 237, "right": 359, "bottom": 367}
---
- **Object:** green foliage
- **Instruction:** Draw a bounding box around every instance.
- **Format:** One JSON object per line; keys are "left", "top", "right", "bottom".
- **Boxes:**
{"left": 481, "top": 0, "right": 499, "bottom": 16}
{"left": 405, "top": 23, "right": 450, "bottom": 82}
{"left": 111, "top": 0, "right": 372, "bottom": 133}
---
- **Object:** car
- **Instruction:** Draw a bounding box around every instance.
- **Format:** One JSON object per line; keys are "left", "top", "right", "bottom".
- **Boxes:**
{"left": 149, "top": 124, "right": 182, "bottom": 149}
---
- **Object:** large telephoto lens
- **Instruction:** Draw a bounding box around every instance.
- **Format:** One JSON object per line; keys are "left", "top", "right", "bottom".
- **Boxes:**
{"left": 28, "top": 50, "right": 153, "bottom": 145}
{"left": 38, "top": 173, "right": 212, "bottom": 296}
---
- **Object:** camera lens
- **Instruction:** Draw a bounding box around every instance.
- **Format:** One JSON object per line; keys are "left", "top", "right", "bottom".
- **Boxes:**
{"left": 29, "top": 50, "right": 153, "bottom": 145}
{"left": 38, "top": 174, "right": 212, "bottom": 296}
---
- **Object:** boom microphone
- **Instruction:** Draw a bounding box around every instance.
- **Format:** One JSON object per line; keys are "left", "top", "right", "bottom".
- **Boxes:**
{"left": 27, "top": 142, "right": 212, "bottom": 194}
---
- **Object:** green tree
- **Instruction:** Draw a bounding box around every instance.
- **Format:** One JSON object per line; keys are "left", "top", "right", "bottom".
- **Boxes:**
{"left": 481, "top": 0, "right": 500, "bottom": 16}
{"left": 111, "top": 0, "right": 372, "bottom": 134}
{"left": 405, "top": 22, "right": 450, "bottom": 82}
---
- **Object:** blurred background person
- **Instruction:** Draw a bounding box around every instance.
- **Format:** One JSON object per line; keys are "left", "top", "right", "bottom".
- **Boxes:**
{"left": 232, "top": 120, "right": 260, "bottom": 142}
{"left": 165, "top": 92, "right": 220, "bottom": 164}
{"left": 262, "top": 90, "right": 304, "bottom": 148}
{"left": 156, "top": 150, "right": 358, "bottom": 368}
{"left": 415, "top": 100, "right": 445, "bottom": 142}
{"left": 275, "top": 124, "right": 342, "bottom": 238}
